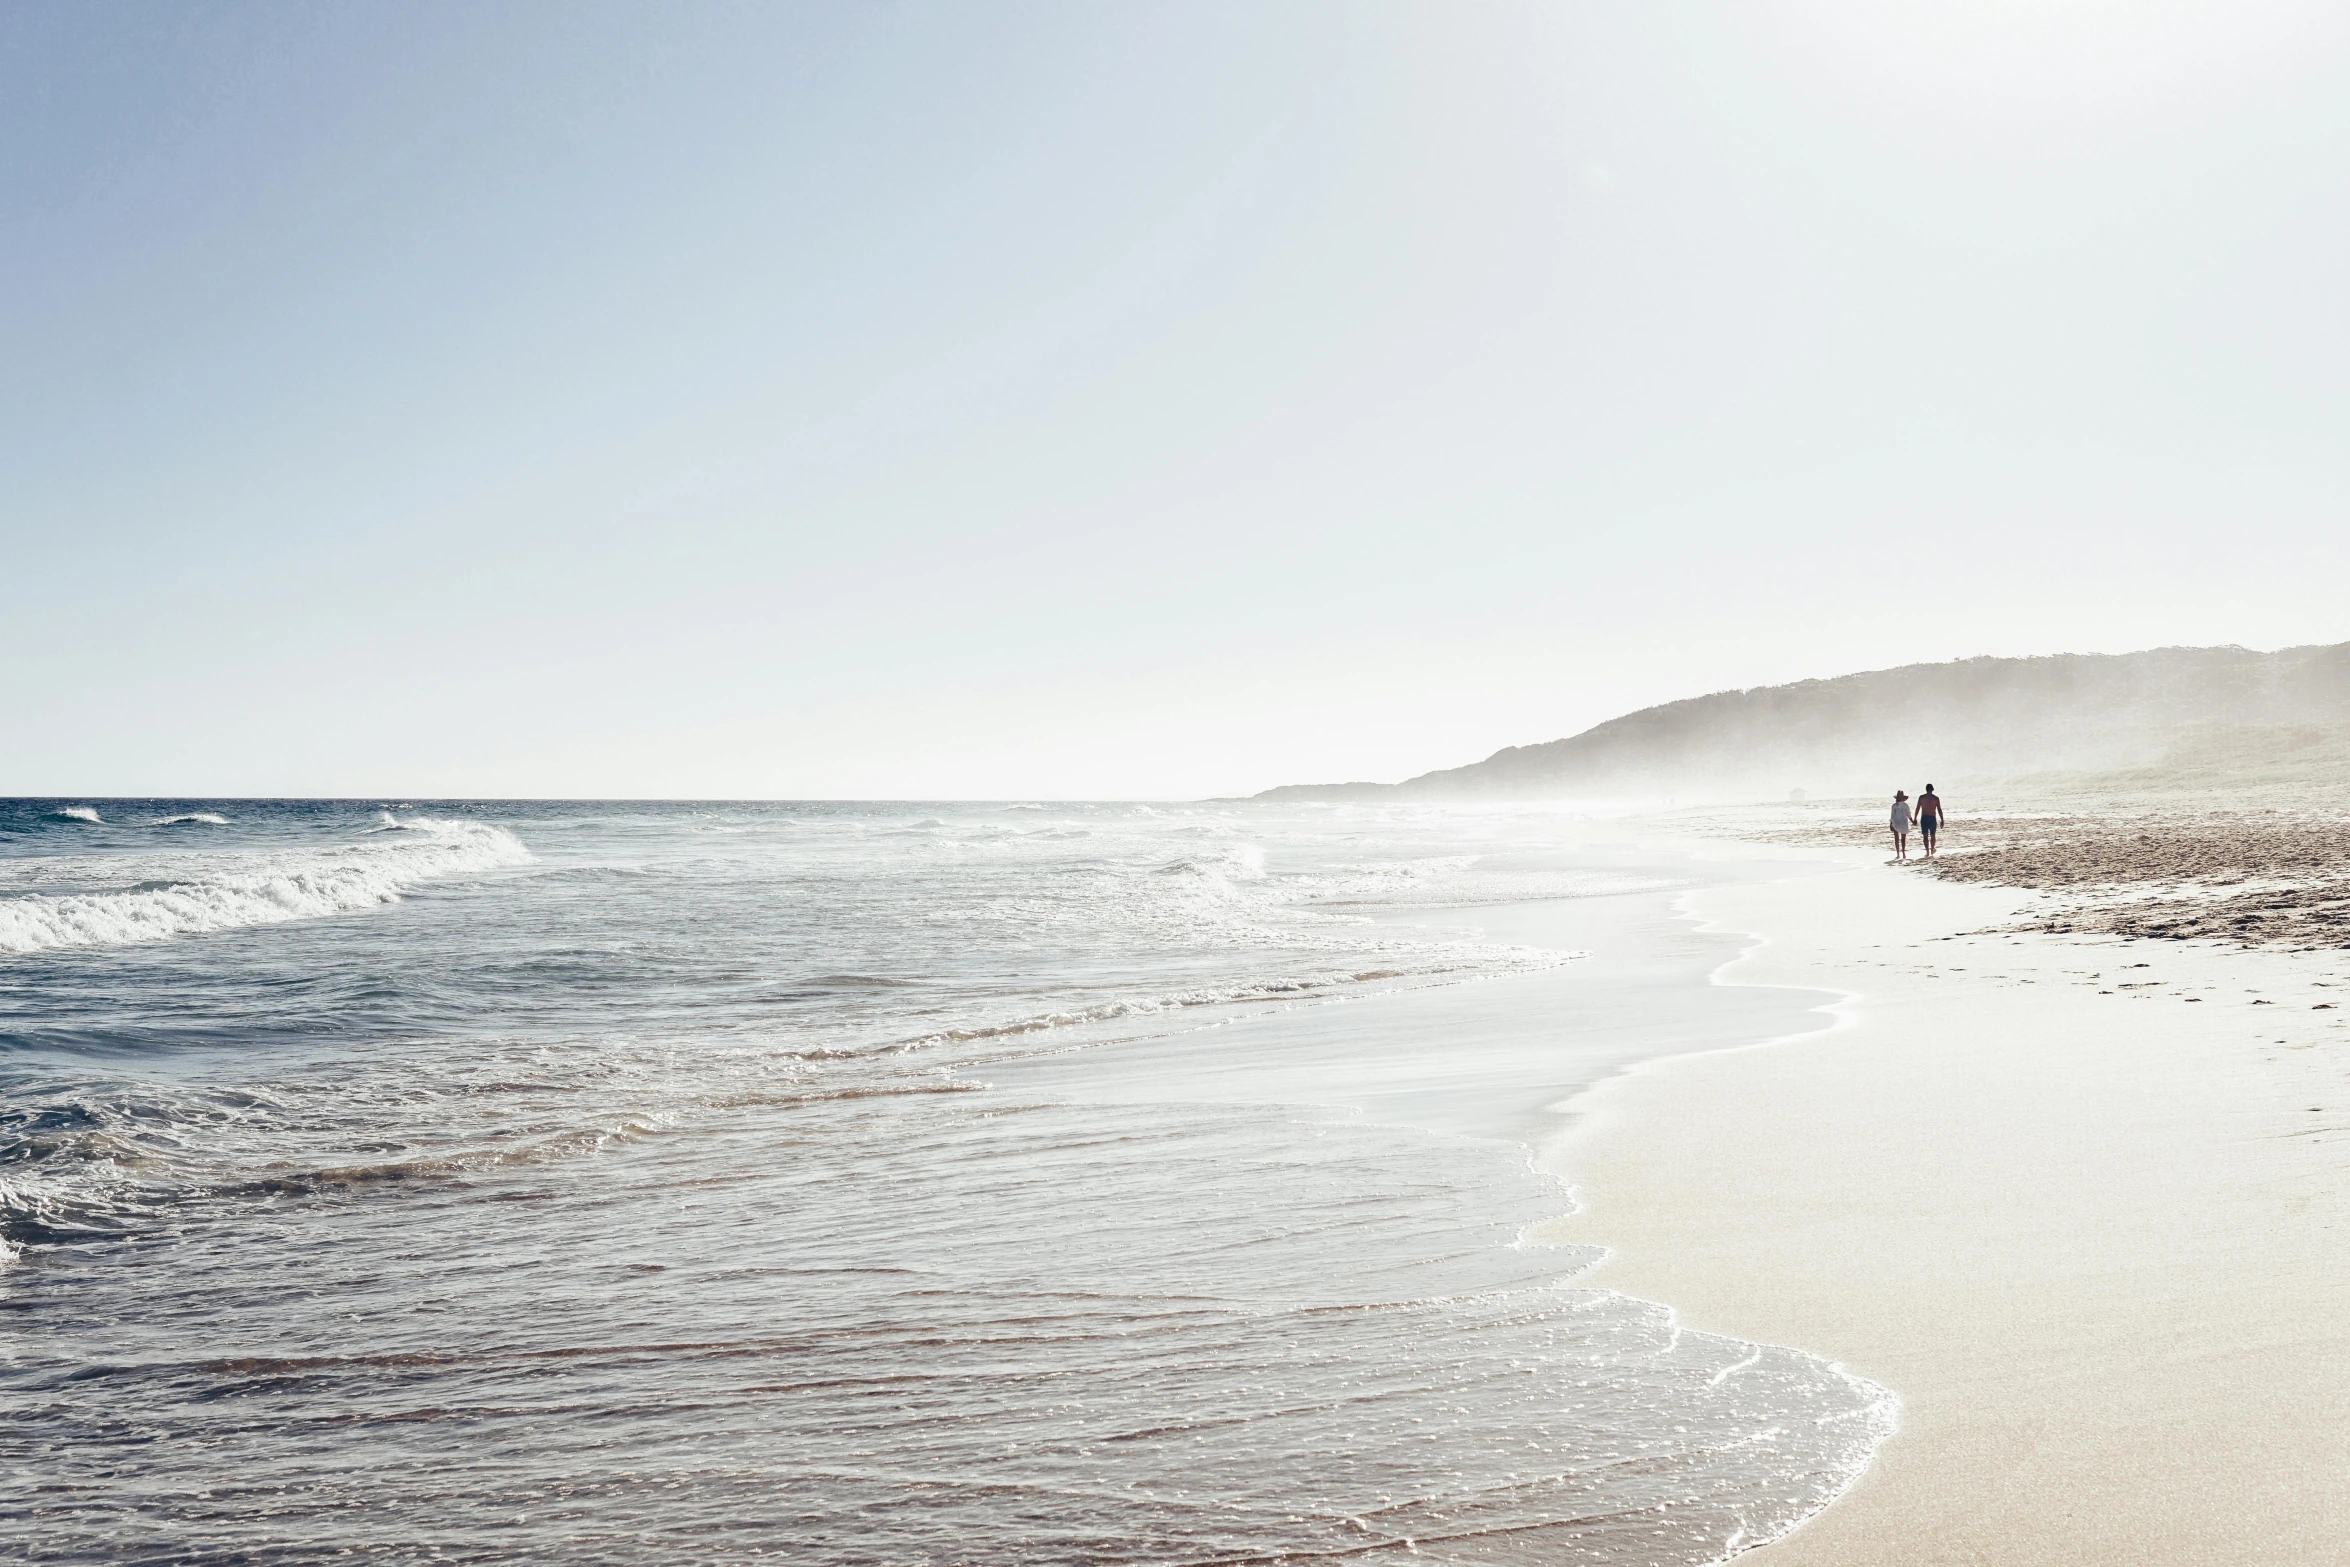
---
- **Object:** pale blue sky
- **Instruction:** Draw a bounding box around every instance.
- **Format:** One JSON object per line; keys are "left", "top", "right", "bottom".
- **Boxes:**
{"left": 9, "top": 1, "right": 2350, "bottom": 797}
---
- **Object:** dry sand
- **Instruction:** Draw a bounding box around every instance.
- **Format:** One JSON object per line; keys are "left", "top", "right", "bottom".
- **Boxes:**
{"left": 1702, "top": 791, "right": 2350, "bottom": 943}
{"left": 1540, "top": 823, "right": 2350, "bottom": 1564}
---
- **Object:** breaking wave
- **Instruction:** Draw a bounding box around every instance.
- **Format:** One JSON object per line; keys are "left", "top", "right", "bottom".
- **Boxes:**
{"left": 51, "top": 807, "right": 102, "bottom": 824}
{"left": 0, "top": 819, "right": 531, "bottom": 956}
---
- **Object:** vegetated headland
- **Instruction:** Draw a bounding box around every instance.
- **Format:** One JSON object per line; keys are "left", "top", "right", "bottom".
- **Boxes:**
{"left": 1260, "top": 641, "right": 2350, "bottom": 805}
{"left": 1262, "top": 641, "right": 2350, "bottom": 947}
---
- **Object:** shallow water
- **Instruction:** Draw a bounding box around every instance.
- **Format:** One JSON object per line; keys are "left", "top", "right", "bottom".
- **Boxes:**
{"left": 0, "top": 799, "right": 1889, "bottom": 1563}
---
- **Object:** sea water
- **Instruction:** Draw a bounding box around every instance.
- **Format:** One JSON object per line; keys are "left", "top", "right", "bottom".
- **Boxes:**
{"left": 0, "top": 800, "right": 1891, "bottom": 1563}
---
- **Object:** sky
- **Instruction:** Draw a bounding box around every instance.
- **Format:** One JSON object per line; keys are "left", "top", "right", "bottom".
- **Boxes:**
{"left": 8, "top": 0, "right": 2350, "bottom": 799}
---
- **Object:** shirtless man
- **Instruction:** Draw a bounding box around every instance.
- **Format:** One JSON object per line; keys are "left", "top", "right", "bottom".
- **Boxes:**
{"left": 1915, "top": 785, "right": 1944, "bottom": 858}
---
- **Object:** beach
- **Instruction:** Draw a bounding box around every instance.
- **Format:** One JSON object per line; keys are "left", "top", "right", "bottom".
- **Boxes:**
{"left": 13, "top": 794, "right": 2347, "bottom": 1562}
{"left": 1543, "top": 815, "right": 2350, "bottom": 1563}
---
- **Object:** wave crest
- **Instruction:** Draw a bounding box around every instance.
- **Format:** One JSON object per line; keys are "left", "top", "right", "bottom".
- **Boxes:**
{"left": 0, "top": 818, "right": 531, "bottom": 957}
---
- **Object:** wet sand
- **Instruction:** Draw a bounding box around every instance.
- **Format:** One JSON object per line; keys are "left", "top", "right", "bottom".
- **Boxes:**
{"left": 1541, "top": 832, "right": 2350, "bottom": 1563}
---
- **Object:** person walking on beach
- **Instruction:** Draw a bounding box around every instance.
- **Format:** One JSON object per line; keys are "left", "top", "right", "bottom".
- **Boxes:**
{"left": 1889, "top": 791, "right": 1912, "bottom": 861}
{"left": 1915, "top": 785, "right": 1944, "bottom": 858}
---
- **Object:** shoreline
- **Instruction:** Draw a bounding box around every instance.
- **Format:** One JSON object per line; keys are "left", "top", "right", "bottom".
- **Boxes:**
{"left": 992, "top": 846, "right": 1921, "bottom": 1560}
{"left": 1538, "top": 835, "right": 2350, "bottom": 1564}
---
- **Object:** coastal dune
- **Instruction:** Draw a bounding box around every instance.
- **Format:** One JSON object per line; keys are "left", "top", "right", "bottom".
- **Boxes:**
{"left": 1541, "top": 848, "right": 2350, "bottom": 1563}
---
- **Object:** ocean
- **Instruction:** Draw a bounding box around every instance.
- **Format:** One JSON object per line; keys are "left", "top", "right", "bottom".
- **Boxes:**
{"left": 0, "top": 799, "right": 1892, "bottom": 1564}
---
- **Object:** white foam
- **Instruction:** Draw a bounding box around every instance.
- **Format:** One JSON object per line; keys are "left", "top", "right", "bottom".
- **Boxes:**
{"left": 151, "top": 813, "right": 231, "bottom": 827}
{"left": 52, "top": 807, "right": 102, "bottom": 824}
{"left": 1156, "top": 844, "right": 1268, "bottom": 883}
{"left": 0, "top": 818, "right": 531, "bottom": 956}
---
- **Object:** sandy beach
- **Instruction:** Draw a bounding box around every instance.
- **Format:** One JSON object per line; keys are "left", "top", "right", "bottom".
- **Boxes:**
{"left": 1543, "top": 814, "right": 2350, "bottom": 1563}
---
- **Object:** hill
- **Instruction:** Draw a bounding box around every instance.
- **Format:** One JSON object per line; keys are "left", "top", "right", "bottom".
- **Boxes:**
{"left": 1258, "top": 643, "right": 2350, "bottom": 802}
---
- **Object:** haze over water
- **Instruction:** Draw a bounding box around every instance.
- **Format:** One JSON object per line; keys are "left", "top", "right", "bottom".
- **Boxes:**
{"left": 2, "top": 800, "right": 1888, "bottom": 1564}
